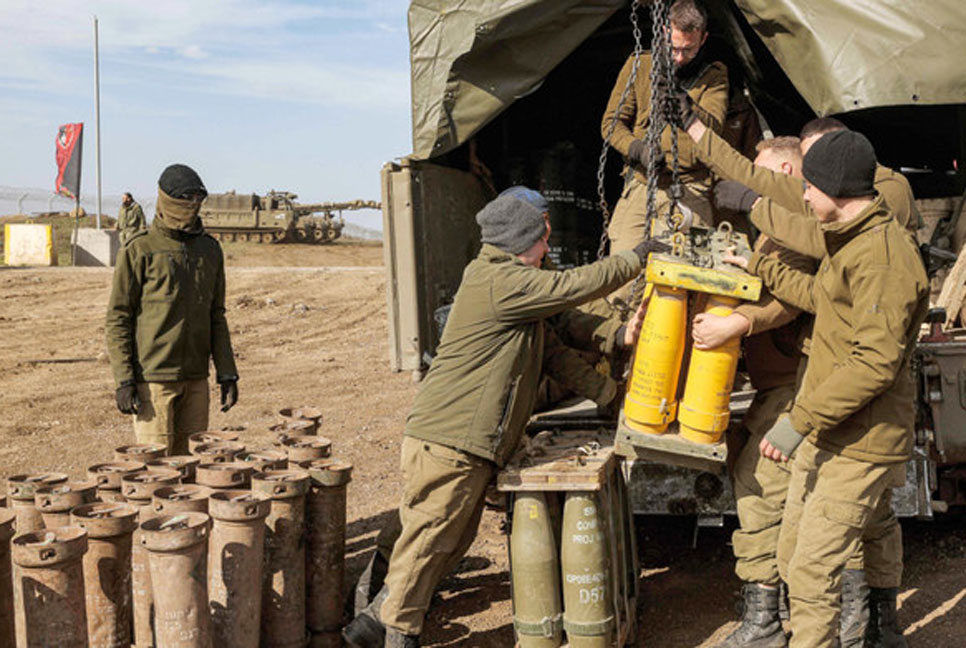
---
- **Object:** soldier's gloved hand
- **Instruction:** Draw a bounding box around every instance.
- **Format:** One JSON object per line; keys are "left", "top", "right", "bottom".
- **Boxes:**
{"left": 627, "top": 139, "right": 648, "bottom": 166}
{"left": 675, "top": 88, "right": 697, "bottom": 130}
{"left": 219, "top": 378, "right": 239, "bottom": 413}
{"left": 632, "top": 239, "right": 671, "bottom": 265}
{"left": 761, "top": 416, "right": 804, "bottom": 463}
{"left": 115, "top": 381, "right": 140, "bottom": 415}
{"left": 714, "top": 181, "right": 760, "bottom": 213}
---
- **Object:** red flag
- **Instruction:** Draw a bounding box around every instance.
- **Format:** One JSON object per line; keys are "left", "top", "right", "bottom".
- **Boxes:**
{"left": 55, "top": 123, "right": 83, "bottom": 199}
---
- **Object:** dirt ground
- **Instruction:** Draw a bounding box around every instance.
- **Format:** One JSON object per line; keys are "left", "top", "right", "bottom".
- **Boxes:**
{"left": 1, "top": 239, "right": 963, "bottom": 646}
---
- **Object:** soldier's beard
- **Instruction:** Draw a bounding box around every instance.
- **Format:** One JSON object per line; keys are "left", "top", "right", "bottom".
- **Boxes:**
{"left": 156, "top": 187, "right": 203, "bottom": 232}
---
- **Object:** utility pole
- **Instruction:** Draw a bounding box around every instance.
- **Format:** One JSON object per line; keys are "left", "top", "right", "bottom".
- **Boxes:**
{"left": 93, "top": 15, "right": 102, "bottom": 229}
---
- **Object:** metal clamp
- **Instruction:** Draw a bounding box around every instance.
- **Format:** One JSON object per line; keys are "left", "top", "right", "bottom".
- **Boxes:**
{"left": 514, "top": 613, "right": 563, "bottom": 638}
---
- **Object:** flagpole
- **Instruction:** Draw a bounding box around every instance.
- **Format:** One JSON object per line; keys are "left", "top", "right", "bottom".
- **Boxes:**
{"left": 93, "top": 15, "right": 102, "bottom": 230}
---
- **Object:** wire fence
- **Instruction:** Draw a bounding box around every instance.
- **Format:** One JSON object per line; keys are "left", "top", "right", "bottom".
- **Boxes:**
{"left": 0, "top": 186, "right": 382, "bottom": 240}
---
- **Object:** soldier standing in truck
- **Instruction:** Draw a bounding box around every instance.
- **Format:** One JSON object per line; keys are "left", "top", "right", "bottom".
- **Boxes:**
{"left": 601, "top": 0, "right": 728, "bottom": 271}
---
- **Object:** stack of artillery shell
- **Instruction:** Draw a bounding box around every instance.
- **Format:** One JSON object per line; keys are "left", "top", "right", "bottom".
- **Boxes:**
{"left": 188, "top": 431, "right": 241, "bottom": 454}
{"left": 114, "top": 444, "right": 167, "bottom": 464}
{"left": 253, "top": 470, "right": 309, "bottom": 648}
{"left": 87, "top": 461, "right": 146, "bottom": 503}
{"left": 281, "top": 435, "right": 333, "bottom": 468}
{"left": 193, "top": 441, "right": 247, "bottom": 464}
{"left": 140, "top": 513, "right": 213, "bottom": 647}
{"left": 152, "top": 484, "right": 211, "bottom": 517}
{"left": 196, "top": 461, "right": 255, "bottom": 491}
{"left": 147, "top": 455, "right": 201, "bottom": 483}
{"left": 0, "top": 508, "right": 16, "bottom": 646}
{"left": 124, "top": 468, "right": 182, "bottom": 648}
{"left": 236, "top": 449, "right": 289, "bottom": 471}
{"left": 7, "top": 473, "right": 69, "bottom": 535}
{"left": 208, "top": 490, "right": 271, "bottom": 647}
{"left": 71, "top": 502, "right": 139, "bottom": 648}
{"left": 305, "top": 461, "right": 353, "bottom": 647}
{"left": 12, "top": 526, "right": 89, "bottom": 647}
{"left": 35, "top": 480, "right": 97, "bottom": 529}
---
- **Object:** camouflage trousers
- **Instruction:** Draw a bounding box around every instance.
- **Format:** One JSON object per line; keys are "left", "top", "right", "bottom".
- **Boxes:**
{"left": 778, "top": 441, "right": 905, "bottom": 648}
{"left": 133, "top": 379, "right": 209, "bottom": 456}
{"left": 380, "top": 437, "right": 494, "bottom": 636}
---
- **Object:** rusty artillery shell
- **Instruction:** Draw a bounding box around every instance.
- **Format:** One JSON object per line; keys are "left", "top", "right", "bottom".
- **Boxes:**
{"left": 12, "top": 526, "right": 89, "bottom": 647}
{"left": 208, "top": 490, "right": 271, "bottom": 648}
{"left": 269, "top": 419, "right": 316, "bottom": 444}
{"left": 114, "top": 444, "right": 167, "bottom": 464}
{"left": 306, "top": 460, "right": 353, "bottom": 642}
{"left": 278, "top": 406, "right": 323, "bottom": 424}
{"left": 196, "top": 462, "right": 255, "bottom": 491}
{"left": 252, "top": 470, "right": 310, "bottom": 648}
{"left": 0, "top": 509, "right": 16, "bottom": 647}
{"left": 151, "top": 485, "right": 211, "bottom": 517}
{"left": 147, "top": 455, "right": 200, "bottom": 483}
{"left": 88, "top": 461, "right": 146, "bottom": 504}
{"left": 192, "top": 441, "right": 246, "bottom": 463}
{"left": 124, "top": 468, "right": 182, "bottom": 648}
{"left": 7, "top": 473, "right": 69, "bottom": 535}
{"left": 71, "top": 502, "right": 139, "bottom": 648}
{"left": 236, "top": 449, "right": 289, "bottom": 472}
{"left": 281, "top": 435, "right": 333, "bottom": 467}
{"left": 187, "top": 431, "right": 240, "bottom": 454}
{"left": 141, "top": 513, "right": 212, "bottom": 648}
{"left": 35, "top": 480, "right": 98, "bottom": 529}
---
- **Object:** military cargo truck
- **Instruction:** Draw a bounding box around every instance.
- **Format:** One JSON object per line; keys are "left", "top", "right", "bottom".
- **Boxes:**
{"left": 200, "top": 190, "right": 379, "bottom": 244}
{"left": 382, "top": 0, "right": 966, "bottom": 518}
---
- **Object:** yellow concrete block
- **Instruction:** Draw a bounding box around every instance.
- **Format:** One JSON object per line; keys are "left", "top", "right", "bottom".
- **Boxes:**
{"left": 3, "top": 224, "right": 57, "bottom": 266}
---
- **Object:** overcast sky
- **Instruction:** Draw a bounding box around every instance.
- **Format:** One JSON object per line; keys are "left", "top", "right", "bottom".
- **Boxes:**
{"left": 0, "top": 0, "right": 411, "bottom": 228}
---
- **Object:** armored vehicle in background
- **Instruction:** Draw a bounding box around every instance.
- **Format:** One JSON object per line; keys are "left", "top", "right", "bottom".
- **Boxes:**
{"left": 200, "top": 190, "right": 379, "bottom": 244}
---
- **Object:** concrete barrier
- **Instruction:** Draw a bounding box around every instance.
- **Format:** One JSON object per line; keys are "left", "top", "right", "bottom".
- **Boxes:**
{"left": 75, "top": 228, "right": 119, "bottom": 267}
{"left": 3, "top": 224, "right": 57, "bottom": 266}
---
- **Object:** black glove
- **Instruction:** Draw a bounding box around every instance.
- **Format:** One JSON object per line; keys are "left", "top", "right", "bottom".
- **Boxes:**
{"left": 632, "top": 239, "right": 671, "bottom": 265}
{"left": 675, "top": 88, "right": 697, "bottom": 130}
{"left": 714, "top": 181, "right": 761, "bottom": 213}
{"left": 115, "top": 381, "right": 140, "bottom": 415}
{"left": 219, "top": 379, "right": 239, "bottom": 413}
{"left": 627, "top": 139, "right": 648, "bottom": 166}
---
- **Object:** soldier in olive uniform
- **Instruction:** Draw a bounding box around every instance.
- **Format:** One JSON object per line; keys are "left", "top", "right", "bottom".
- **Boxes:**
{"left": 725, "top": 131, "right": 928, "bottom": 648}
{"left": 106, "top": 164, "right": 239, "bottom": 456}
{"left": 116, "top": 192, "right": 146, "bottom": 244}
{"left": 682, "top": 109, "right": 923, "bottom": 647}
{"left": 601, "top": 0, "right": 728, "bottom": 279}
{"left": 344, "top": 191, "right": 666, "bottom": 648}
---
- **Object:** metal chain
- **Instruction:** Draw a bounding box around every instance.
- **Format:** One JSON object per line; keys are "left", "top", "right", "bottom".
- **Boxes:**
{"left": 626, "top": 0, "right": 675, "bottom": 307}
{"left": 595, "top": 0, "right": 643, "bottom": 263}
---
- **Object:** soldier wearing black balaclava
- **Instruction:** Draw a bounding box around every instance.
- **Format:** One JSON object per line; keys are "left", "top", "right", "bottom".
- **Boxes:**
{"left": 106, "top": 163, "right": 239, "bottom": 455}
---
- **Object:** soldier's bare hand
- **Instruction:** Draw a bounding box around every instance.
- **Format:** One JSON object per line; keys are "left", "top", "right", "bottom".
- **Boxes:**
{"left": 692, "top": 312, "right": 749, "bottom": 350}
{"left": 722, "top": 246, "right": 749, "bottom": 270}
{"left": 759, "top": 438, "right": 789, "bottom": 463}
{"left": 623, "top": 294, "right": 651, "bottom": 347}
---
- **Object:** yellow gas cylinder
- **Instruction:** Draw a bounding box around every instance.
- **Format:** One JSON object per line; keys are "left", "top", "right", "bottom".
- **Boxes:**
{"left": 678, "top": 295, "right": 741, "bottom": 444}
{"left": 623, "top": 283, "right": 688, "bottom": 434}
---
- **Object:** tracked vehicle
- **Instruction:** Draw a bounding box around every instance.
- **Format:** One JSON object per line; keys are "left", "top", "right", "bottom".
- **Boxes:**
{"left": 200, "top": 190, "right": 378, "bottom": 244}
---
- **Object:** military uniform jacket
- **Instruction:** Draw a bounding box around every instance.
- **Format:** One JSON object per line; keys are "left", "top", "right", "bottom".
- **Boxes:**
{"left": 601, "top": 52, "right": 729, "bottom": 185}
{"left": 117, "top": 202, "right": 146, "bottom": 242}
{"left": 406, "top": 245, "right": 641, "bottom": 466}
{"left": 749, "top": 196, "right": 929, "bottom": 463}
{"left": 106, "top": 219, "right": 237, "bottom": 386}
